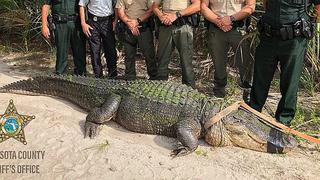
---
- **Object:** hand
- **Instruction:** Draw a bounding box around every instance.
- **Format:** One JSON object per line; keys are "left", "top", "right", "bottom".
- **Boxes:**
{"left": 126, "top": 19, "right": 140, "bottom": 36}
{"left": 159, "top": 14, "right": 168, "bottom": 24}
{"left": 213, "top": 18, "right": 223, "bottom": 28}
{"left": 81, "top": 22, "right": 93, "bottom": 37}
{"left": 220, "top": 16, "right": 232, "bottom": 27}
{"left": 220, "top": 24, "right": 233, "bottom": 32}
{"left": 162, "top": 13, "right": 177, "bottom": 26}
{"left": 41, "top": 26, "right": 50, "bottom": 39}
{"left": 215, "top": 17, "right": 233, "bottom": 32}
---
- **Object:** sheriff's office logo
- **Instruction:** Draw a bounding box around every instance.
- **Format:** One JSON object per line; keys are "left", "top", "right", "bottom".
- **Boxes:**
{"left": 0, "top": 100, "right": 35, "bottom": 145}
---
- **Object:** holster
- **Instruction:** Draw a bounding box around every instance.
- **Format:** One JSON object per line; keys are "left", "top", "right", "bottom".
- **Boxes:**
{"left": 300, "top": 18, "right": 315, "bottom": 40}
{"left": 47, "top": 15, "right": 56, "bottom": 45}
{"left": 115, "top": 20, "right": 126, "bottom": 42}
{"left": 189, "top": 13, "right": 200, "bottom": 28}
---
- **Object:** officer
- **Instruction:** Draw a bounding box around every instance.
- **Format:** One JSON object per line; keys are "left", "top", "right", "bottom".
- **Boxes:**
{"left": 116, "top": 0, "right": 157, "bottom": 80}
{"left": 201, "top": 0, "right": 255, "bottom": 99}
{"left": 249, "top": 0, "right": 320, "bottom": 127}
{"left": 153, "top": 0, "right": 200, "bottom": 88}
{"left": 41, "top": 0, "right": 86, "bottom": 75}
{"left": 79, "top": 0, "right": 118, "bottom": 78}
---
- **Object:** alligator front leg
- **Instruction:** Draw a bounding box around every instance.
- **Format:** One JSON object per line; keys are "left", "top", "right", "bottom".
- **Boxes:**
{"left": 85, "top": 93, "right": 121, "bottom": 139}
{"left": 171, "top": 113, "right": 201, "bottom": 157}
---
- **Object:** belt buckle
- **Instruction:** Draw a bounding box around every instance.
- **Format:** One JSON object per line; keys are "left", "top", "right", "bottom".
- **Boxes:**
{"left": 93, "top": 16, "right": 98, "bottom": 22}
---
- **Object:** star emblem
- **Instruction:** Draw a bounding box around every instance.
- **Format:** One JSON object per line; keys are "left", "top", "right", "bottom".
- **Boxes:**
{"left": 0, "top": 99, "right": 35, "bottom": 145}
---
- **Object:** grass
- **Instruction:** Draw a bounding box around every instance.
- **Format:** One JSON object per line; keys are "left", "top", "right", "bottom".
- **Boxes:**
{"left": 194, "top": 148, "right": 209, "bottom": 158}
{"left": 291, "top": 103, "right": 320, "bottom": 144}
{"left": 82, "top": 140, "right": 110, "bottom": 153}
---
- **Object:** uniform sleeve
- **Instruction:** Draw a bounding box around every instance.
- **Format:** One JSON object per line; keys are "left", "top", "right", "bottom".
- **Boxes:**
{"left": 313, "top": 0, "right": 320, "bottom": 5}
{"left": 115, "top": 0, "right": 125, "bottom": 8}
{"left": 78, "top": 0, "right": 89, "bottom": 6}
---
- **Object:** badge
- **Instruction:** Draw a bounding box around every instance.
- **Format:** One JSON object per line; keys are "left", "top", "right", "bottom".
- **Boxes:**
{"left": 0, "top": 100, "right": 35, "bottom": 145}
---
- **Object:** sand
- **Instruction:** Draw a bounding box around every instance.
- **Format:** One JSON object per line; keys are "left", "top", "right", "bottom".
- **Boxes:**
{"left": 0, "top": 54, "right": 319, "bottom": 180}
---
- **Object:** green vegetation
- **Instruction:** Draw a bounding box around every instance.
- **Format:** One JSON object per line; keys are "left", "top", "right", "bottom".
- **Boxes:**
{"left": 0, "top": 0, "right": 47, "bottom": 52}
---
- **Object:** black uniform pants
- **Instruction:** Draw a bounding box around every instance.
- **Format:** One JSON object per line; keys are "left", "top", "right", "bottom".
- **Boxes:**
{"left": 87, "top": 16, "right": 117, "bottom": 78}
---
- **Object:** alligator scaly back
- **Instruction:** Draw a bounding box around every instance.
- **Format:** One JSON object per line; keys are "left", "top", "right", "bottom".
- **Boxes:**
{"left": 0, "top": 75, "right": 211, "bottom": 110}
{"left": 0, "top": 76, "right": 112, "bottom": 110}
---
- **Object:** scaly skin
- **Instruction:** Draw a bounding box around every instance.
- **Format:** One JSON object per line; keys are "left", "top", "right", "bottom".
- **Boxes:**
{"left": 0, "top": 75, "right": 297, "bottom": 156}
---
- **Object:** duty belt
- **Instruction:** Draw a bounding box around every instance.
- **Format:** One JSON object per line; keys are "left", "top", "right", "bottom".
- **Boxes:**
{"left": 52, "top": 14, "right": 79, "bottom": 23}
{"left": 88, "top": 13, "right": 114, "bottom": 22}
{"left": 258, "top": 18, "right": 315, "bottom": 40}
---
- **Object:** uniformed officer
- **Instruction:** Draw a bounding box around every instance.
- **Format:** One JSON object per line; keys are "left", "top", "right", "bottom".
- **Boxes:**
{"left": 249, "top": 0, "right": 320, "bottom": 127}
{"left": 116, "top": 0, "right": 157, "bottom": 80}
{"left": 41, "top": 0, "right": 86, "bottom": 75}
{"left": 79, "top": 0, "right": 118, "bottom": 78}
{"left": 201, "top": 0, "right": 255, "bottom": 99}
{"left": 153, "top": 0, "right": 200, "bottom": 88}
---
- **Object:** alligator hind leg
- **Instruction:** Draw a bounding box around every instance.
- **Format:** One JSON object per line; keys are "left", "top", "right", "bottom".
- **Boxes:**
{"left": 171, "top": 112, "right": 201, "bottom": 157}
{"left": 85, "top": 93, "right": 121, "bottom": 139}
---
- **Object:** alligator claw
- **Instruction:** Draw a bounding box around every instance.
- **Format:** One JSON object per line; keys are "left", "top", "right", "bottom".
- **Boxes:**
{"left": 170, "top": 147, "right": 191, "bottom": 158}
{"left": 84, "top": 121, "right": 100, "bottom": 139}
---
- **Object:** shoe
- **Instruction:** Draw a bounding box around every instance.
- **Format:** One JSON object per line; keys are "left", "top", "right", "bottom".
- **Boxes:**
{"left": 242, "top": 88, "right": 250, "bottom": 103}
{"left": 239, "top": 81, "right": 252, "bottom": 89}
{"left": 108, "top": 72, "right": 117, "bottom": 79}
{"left": 213, "top": 88, "right": 226, "bottom": 98}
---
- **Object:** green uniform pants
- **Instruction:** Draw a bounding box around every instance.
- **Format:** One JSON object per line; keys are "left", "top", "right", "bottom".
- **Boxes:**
{"left": 250, "top": 35, "right": 308, "bottom": 125}
{"left": 208, "top": 26, "right": 253, "bottom": 91}
{"left": 157, "top": 24, "right": 195, "bottom": 88}
{"left": 54, "top": 21, "right": 86, "bottom": 75}
{"left": 123, "top": 28, "right": 157, "bottom": 80}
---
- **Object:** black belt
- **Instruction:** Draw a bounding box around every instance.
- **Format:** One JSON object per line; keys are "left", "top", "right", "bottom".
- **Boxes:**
{"left": 88, "top": 13, "right": 114, "bottom": 22}
{"left": 257, "top": 19, "right": 314, "bottom": 40}
{"left": 52, "top": 14, "right": 79, "bottom": 23}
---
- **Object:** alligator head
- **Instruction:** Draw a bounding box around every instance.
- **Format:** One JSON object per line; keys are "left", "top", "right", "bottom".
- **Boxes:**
{"left": 204, "top": 108, "right": 297, "bottom": 153}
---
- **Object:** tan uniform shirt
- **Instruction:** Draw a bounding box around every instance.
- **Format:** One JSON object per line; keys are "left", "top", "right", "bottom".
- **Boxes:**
{"left": 116, "top": 0, "right": 153, "bottom": 19}
{"left": 154, "top": 0, "right": 191, "bottom": 12}
{"left": 209, "top": 0, "right": 246, "bottom": 17}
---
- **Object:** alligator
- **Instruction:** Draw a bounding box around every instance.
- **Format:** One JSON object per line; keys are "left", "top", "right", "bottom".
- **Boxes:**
{"left": 0, "top": 75, "right": 297, "bottom": 156}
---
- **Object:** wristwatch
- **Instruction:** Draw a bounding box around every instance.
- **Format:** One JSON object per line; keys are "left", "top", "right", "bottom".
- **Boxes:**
{"left": 176, "top": 11, "right": 182, "bottom": 18}
{"left": 230, "top": 15, "right": 236, "bottom": 24}
{"left": 137, "top": 18, "right": 142, "bottom": 25}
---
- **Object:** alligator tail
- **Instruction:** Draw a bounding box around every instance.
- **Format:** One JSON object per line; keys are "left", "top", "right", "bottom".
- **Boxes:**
{"left": 0, "top": 77, "right": 43, "bottom": 96}
{"left": 0, "top": 75, "right": 73, "bottom": 97}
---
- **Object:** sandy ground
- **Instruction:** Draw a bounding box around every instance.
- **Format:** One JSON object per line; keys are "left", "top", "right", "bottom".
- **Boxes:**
{"left": 0, "top": 54, "right": 320, "bottom": 180}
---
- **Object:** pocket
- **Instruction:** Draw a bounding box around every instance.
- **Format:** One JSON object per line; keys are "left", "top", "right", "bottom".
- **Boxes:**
{"left": 125, "top": 0, "right": 133, "bottom": 6}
